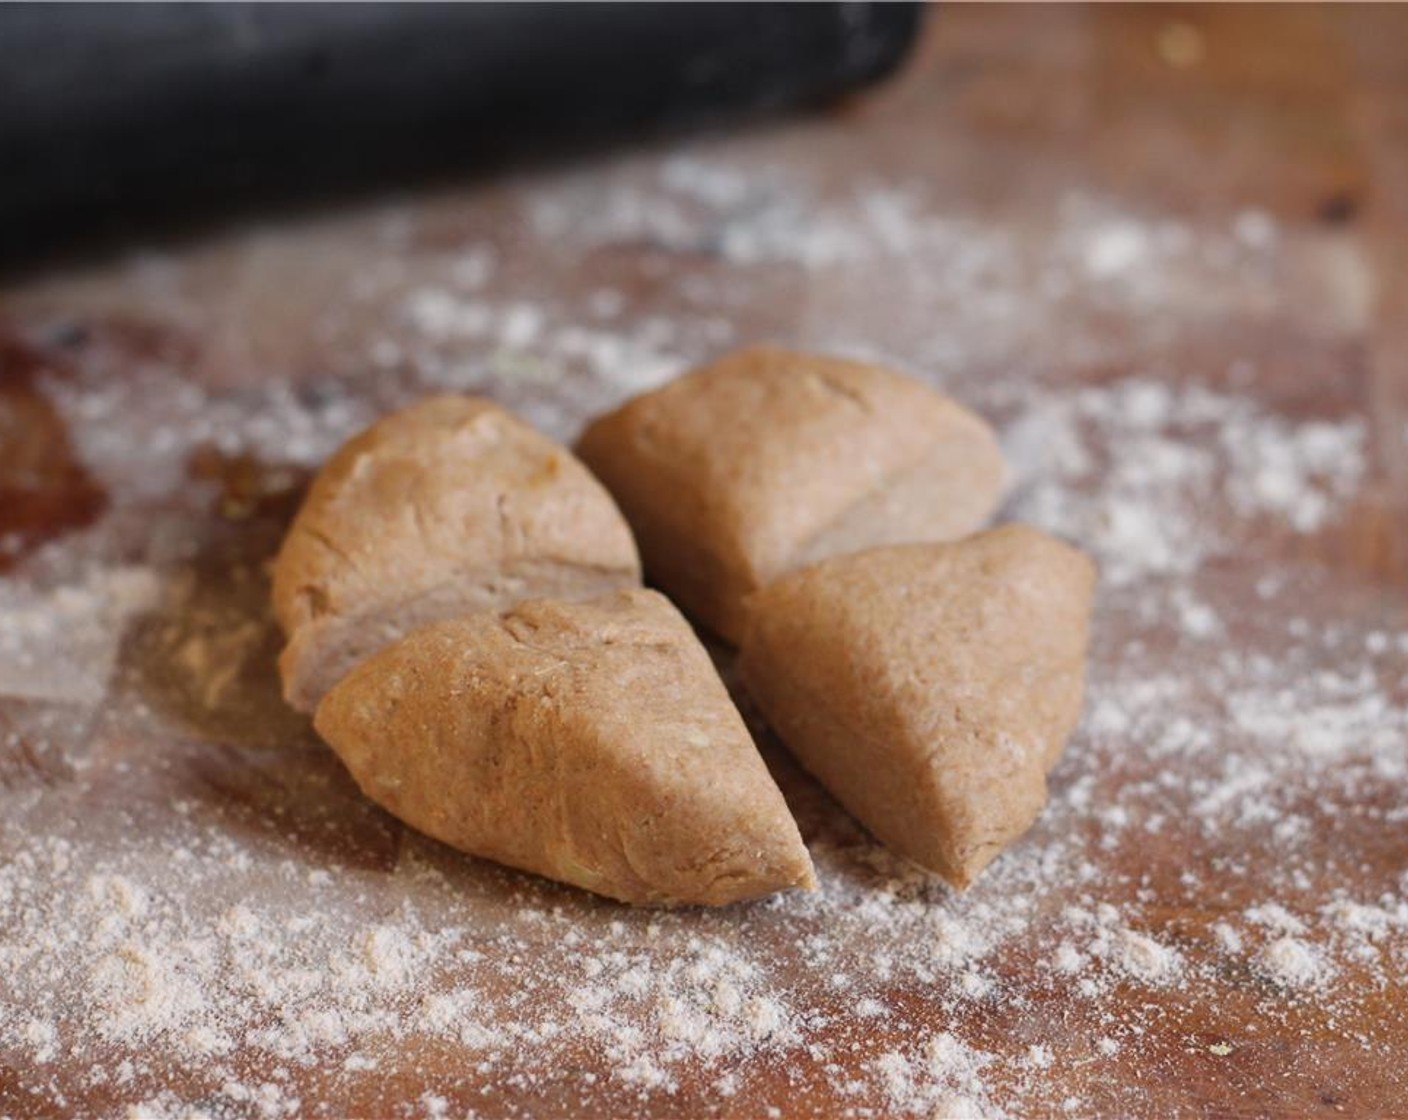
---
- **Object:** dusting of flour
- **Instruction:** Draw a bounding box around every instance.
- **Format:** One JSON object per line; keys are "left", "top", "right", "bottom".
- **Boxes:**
{"left": 1, "top": 142, "right": 1404, "bottom": 1119}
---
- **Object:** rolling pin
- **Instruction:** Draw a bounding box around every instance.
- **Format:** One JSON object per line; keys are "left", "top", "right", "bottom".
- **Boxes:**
{"left": 0, "top": 3, "right": 922, "bottom": 268}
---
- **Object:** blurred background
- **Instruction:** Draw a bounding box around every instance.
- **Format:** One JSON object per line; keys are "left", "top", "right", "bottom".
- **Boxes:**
{"left": 1, "top": 3, "right": 922, "bottom": 272}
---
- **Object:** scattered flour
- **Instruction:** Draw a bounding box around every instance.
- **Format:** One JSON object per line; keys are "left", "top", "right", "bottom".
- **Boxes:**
{"left": 0, "top": 143, "right": 1401, "bottom": 1119}
{"left": 874, "top": 1032, "right": 999, "bottom": 1119}
{"left": 1004, "top": 378, "right": 1366, "bottom": 586}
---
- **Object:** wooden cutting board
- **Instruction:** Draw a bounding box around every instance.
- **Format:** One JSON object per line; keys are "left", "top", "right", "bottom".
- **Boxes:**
{"left": 2, "top": 6, "right": 1406, "bottom": 1117}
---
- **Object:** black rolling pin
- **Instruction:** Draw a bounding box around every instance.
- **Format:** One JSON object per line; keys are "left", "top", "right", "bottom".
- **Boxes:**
{"left": 0, "top": 2, "right": 922, "bottom": 267}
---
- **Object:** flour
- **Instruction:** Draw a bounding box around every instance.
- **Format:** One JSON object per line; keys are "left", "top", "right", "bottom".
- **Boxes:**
{"left": 1003, "top": 377, "right": 1366, "bottom": 586}
{"left": 874, "top": 1033, "right": 1000, "bottom": 1120}
{"left": 0, "top": 565, "right": 161, "bottom": 706}
{"left": 1110, "top": 929, "right": 1183, "bottom": 985}
{"left": 1245, "top": 903, "right": 1309, "bottom": 935}
{"left": 2, "top": 139, "right": 1403, "bottom": 1119}
{"left": 1257, "top": 937, "right": 1330, "bottom": 990}
{"left": 21, "top": 1019, "right": 58, "bottom": 1065}
{"left": 1082, "top": 220, "right": 1150, "bottom": 279}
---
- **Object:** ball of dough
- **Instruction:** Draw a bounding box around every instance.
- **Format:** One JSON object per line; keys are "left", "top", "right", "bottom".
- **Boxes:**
{"left": 577, "top": 345, "right": 1007, "bottom": 643}
{"left": 272, "top": 396, "right": 640, "bottom": 712}
{"left": 738, "top": 525, "right": 1095, "bottom": 888}
{"left": 315, "top": 588, "right": 817, "bottom": 906}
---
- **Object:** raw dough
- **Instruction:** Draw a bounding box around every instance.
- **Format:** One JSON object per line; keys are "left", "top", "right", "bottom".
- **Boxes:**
{"left": 315, "top": 589, "right": 816, "bottom": 906}
{"left": 576, "top": 345, "right": 1007, "bottom": 643}
{"left": 272, "top": 395, "right": 640, "bottom": 712}
{"left": 738, "top": 525, "right": 1095, "bottom": 888}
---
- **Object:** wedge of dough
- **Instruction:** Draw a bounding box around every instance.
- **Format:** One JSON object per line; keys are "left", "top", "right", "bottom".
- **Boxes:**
{"left": 738, "top": 525, "right": 1095, "bottom": 888}
{"left": 576, "top": 345, "right": 1006, "bottom": 643}
{"left": 315, "top": 589, "right": 817, "bottom": 906}
{"left": 272, "top": 396, "right": 640, "bottom": 712}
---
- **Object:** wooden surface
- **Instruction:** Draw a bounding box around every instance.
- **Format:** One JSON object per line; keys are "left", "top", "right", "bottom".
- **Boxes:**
{"left": 3, "top": 6, "right": 1407, "bottom": 1118}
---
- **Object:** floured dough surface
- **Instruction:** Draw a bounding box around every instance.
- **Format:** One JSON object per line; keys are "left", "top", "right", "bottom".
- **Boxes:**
{"left": 576, "top": 345, "right": 1007, "bottom": 643}
{"left": 315, "top": 589, "right": 816, "bottom": 906}
{"left": 739, "top": 524, "right": 1095, "bottom": 887}
{"left": 272, "top": 395, "right": 640, "bottom": 711}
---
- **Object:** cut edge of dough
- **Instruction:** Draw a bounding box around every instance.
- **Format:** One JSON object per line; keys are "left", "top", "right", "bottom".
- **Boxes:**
{"left": 788, "top": 419, "right": 1010, "bottom": 574}
{"left": 281, "top": 560, "right": 640, "bottom": 713}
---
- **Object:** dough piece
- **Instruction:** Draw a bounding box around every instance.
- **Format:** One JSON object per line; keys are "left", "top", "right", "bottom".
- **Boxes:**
{"left": 576, "top": 345, "right": 1007, "bottom": 643}
{"left": 314, "top": 589, "right": 817, "bottom": 906}
{"left": 272, "top": 396, "right": 641, "bottom": 712}
{"left": 738, "top": 525, "right": 1094, "bottom": 888}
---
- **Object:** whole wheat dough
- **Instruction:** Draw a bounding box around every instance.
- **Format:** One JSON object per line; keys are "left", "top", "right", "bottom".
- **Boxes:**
{"left": 315, "top": 589, "right": 816, "bottom": 906}
{"left": 738, "top": 524, "right": 1095, "bottom": 888}
{"left": 576, "top": 345, "right": 1007, "bottom": 643}
{"left": 272, "top": 395, "right": 640, "bottom": 712}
